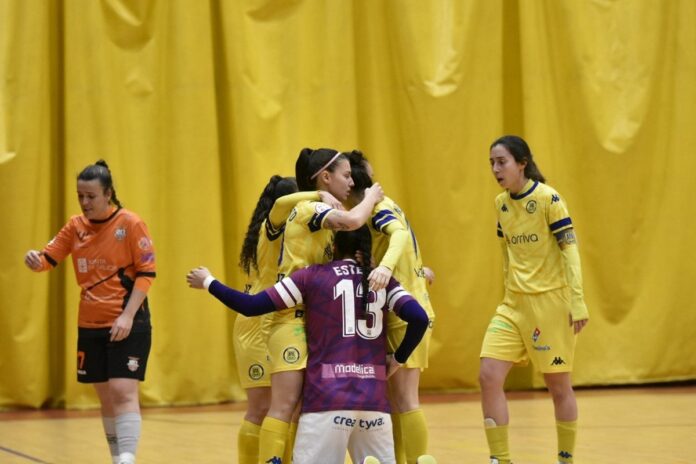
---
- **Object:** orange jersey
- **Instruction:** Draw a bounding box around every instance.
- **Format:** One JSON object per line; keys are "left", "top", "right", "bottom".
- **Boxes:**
{"left": 39, "top": 207, "right": 156, "bottom": 329}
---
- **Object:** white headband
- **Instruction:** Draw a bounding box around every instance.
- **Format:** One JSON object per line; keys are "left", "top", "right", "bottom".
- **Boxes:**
{"left": 310, "top": 152, "right": 343, "bottom": 180}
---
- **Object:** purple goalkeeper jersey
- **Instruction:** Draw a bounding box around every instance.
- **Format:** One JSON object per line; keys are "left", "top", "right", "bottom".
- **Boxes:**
{"left": 266, "top": 259, "right": 415, "bottom": 413}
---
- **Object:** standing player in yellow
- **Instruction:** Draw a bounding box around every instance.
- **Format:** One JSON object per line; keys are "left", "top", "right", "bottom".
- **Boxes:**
{"left": 347, "top": 152, "right": 436, "bottom": 464}
{"left": 235, "top": 175, "right": 341, "bottom": 463}
{"left": 479, "top": 136, "right": 589, "bottom": 464}
{"left": 257, "top": 147, "right": 384, "bottom": 464}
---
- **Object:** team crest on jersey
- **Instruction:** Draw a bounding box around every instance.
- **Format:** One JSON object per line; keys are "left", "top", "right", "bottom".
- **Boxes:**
{"left": 526, "top": 200, "right": 537, "bottom": 214}
{"left": 114, "top": 228, "right": 127, "bottom": 241}
{"left": 315, "top": 202, "right": 331, "bottom": 214}
{"left": 138, "top": 237, "right": 151, "bottom": 250}
{"left": 127, "top": 357, "right": 140, "bottom": 372}
{"left": 249, "top": 364, "right": 264, "bottom": 380}
{"left": 283, "top": 347, "right": 300, "bottom": 364}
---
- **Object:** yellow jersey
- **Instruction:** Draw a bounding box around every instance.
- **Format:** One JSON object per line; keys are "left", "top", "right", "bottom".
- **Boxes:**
{"left": 369, "top": 196, "right": 435, "bottom": 323}
{"left": 496, "top": 179, "right": 573, "bottom": 294}
{"left": 275, "top": 200, "right": 335, "bottom": 323}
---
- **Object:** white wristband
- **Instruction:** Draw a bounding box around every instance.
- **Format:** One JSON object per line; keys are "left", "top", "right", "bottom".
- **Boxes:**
{"left": 203, "top": 275, "right": 216, "bottom": 290}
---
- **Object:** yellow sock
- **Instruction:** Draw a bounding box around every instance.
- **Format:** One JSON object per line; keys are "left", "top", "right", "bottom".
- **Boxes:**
{"left": 556, "top": 420, "right": 577, "bottom": 463}
{"left": 282, "top": 421, "right": 297, "bottom": 464}
{"left": 399, "top": 409, "right": 428, "bottom": 464}
{"left": 258, "top": 416, "right": 289, "bottom": 464}
{"left": 484, "top": 418, "right": 511, "bottom": 463}
{"left": 237, "top": 420, "right": 260, "bottom": 464}
{"left": 392, "top": 413, "right": 406, "bottom": 464}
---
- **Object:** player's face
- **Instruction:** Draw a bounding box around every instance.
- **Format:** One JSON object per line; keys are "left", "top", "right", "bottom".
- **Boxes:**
{"left": 77, "top": 179, "right": 112, "bottom": 220}
{"left": 489, "top": 144, "right": 526, "bottom": 193}
{"left": 325, "top": 159, "right": 354, "bottom": 201}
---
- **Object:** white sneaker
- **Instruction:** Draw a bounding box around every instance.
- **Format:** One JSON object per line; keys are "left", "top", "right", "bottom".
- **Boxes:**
{"left": 490, "top": 459, "right": 500, "bottom": 464}
{"left": 361, "top": 457, "right": 380, "bottom": 464}
{"left": 417, "top": 455, "right": 437, "bottom": 464}
{"left": 118, "top": 452, "right": 135, "bottom": 464}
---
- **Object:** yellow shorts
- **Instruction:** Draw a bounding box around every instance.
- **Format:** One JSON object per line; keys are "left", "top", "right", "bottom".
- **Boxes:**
{"left": 233, "top": 314, "right": 271, "bottom": 389}
{"left": 480, "top": 288, "right": 575, "bottom": 373}
{"left": 386, "top": 318, "right": 434, "bottom": 370}
{"left": 267, "top": 319, "right": 307, "bottom": 374}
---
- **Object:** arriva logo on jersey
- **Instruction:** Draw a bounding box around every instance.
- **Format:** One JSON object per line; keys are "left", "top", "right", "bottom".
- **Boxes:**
{"left": 506, "top": 233, "right": 539, "bottom": 245}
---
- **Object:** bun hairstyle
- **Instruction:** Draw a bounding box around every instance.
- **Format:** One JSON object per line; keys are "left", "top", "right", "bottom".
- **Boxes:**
{"left": 295, "top": 147, "right": 348, "bottom": 191}
{"left": 239, "top": 176, "right": 298, "bottom": 275}
{"left": 77, "top": 159, "right": 123, "bottom": 207}
{"left": 347, "top": 150, "right": 373, "bottom": 194}
{"left": 490, "top": 135, "right": 546, "bottom": 183}
{"left": 334, "top": 226, "right": 373, "bottom": 315}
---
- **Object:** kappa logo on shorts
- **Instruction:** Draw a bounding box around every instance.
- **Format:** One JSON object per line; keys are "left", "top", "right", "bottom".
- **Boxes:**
{"left": 249, "top": 364, "right": 264, "bottom": 380}
{"left": 127, "top": 357, "right": 140, "bottom": 372}
{"left": 283, "top": 347, "right": 300, "bottom": 364}
{"left": 551, "top": 356, "right": 566, "bottom": 366}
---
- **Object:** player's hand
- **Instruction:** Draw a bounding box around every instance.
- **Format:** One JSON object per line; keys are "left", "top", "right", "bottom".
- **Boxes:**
{"left": 318, "top": 191, "right": 345, "bottom": 210}
{"left": 187, "top": 266, "right": 211, "bottom": 289}
{"left": 110, "top": 312, "right": 134, "bottom": 342}
{"left": 423, "top": 266, "right": 435, "bottom": 285}
{"left": 24, "top": 250, "right": 43, "bottom": 271}
{"left": 364, "top": 182, "right": 384, "bottom": 204}
{"left": 386, "top": 354, "right": 402, "bottom": 379}
{"left": 569, "top": 314, "right": 588, "bottom": 334}
{"left": 368, "top": 265, "right": 392, "bottom": 291}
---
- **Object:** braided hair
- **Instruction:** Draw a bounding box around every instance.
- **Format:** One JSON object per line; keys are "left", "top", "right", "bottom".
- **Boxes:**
{"left": 239, "top": 176, "right": 298, "bottom": 275}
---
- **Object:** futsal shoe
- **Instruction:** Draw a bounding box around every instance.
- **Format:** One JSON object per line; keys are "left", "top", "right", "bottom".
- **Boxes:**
{"left": 361, "top": 457, "right": 381, "bottom": 464}
{"left": 489, "top": 459, "right": 512, "bottom": 464}
{"left": 417, "top": 456, "right": 437, "bottom": 464}
{"left": 117, "top": 452, "right": 135, "bottom": 464}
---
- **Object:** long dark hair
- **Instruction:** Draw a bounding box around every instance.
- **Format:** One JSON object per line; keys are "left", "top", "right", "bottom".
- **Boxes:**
{"left": 334, "top": 226, "right": 373, "bottom": 314}
{"left": 295, "top": 147, "right": 349, "bottom": 191}
{"left": 239, "top": 176, "right": 298, "bottom": 275}
{"left": 77, "top": 160, "right": 123, "bottom": 207}
{"left": 490, "top": 135, "right": 546, "bottom": 183}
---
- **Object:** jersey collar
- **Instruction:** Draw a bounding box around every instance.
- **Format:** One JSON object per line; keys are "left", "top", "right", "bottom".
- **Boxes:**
{"left": 510, "top": 179, "right": 538, "bottom": 200}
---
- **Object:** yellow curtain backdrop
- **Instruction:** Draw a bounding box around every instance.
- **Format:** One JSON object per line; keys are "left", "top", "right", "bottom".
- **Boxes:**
{"left": 1, "top": 0, "right": 694, "bottom": 408}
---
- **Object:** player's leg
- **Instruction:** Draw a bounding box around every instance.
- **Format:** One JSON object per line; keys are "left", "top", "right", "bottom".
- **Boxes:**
{"left": 105, "top": 331, "right": 151, "bottom": 464}
{"left": 479, "top": 358, "right": 514, "bottom": 464}
{"left": 238, "top": 386, "right": 271, "bottom": 464}
{"left": 293, "top": 411, "right": 351, "bottom": 464}
{"left": 479, "top": 300, "right": 527, "bottom": 464}
{"left": 544, "top": 373, "right": 577, "bottom": 464}
{"left": 94, "top": 382, "right": 120, "bottom": 464}
{"left": 258, "top": 369, "right": 304, "bottom": 463}
{"left": 388, "top": 367, "right": 427, "bottom": 464}
{"left": 234, "top": 315, "right": 272, "bottom": 464}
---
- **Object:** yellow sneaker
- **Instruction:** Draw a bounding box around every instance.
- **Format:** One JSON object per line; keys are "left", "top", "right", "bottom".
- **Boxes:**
{"left": 361, "top": 457, "right": 381, "bottom": 464}
{"left": 417, "top": 456, "right": 437, "bottom": 464}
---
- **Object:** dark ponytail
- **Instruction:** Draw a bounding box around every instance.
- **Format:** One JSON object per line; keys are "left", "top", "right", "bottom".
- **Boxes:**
{"left": 490, "top": 135, "right": 546, "bottom": 183}
{"left": 77, "top": 159, "right": 123, "bottom": 207}
{"left": 239, "top": 176, "right": 298, "bottom": 275}
{"left": 334, "top": 226, "right": 373, "bottom": 315}
{"left": 295, "top": 147, "right": 348, "bottom": 191}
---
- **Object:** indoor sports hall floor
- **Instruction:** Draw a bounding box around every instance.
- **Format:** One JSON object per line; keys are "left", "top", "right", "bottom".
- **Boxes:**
{"left": 1, "top": 385, "right": 694, "bottom": 463}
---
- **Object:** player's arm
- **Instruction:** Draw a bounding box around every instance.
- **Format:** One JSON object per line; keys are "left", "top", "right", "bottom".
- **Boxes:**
{"left": 369, "top": 221, "right": 409, "bottom": 291}
{"left": 268, "top": 191, "right": 339, "bottom": 230}
{"left": 186, "top": 266, "right": 277, "bottom": 316}
{"left": 392, "top": 299, "right": 429, "bottom": 364}
{"left": 24, "top": 221, "right": 75, "bottom": 272}
{"left": 323, "top": 183, "right": 384, "bottom": 231}
{"left": 555, "top": 227, "right": 589, "bottom": 332}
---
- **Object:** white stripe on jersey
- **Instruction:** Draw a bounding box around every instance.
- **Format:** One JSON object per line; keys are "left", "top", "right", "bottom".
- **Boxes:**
{"left": 386, "top": 286, "right": 410, "bottom": 311}
{"left": 273, "top": 277, "right": 303, "bottom": 308}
